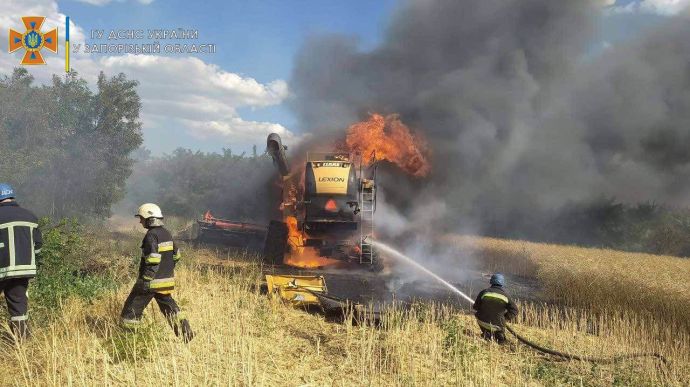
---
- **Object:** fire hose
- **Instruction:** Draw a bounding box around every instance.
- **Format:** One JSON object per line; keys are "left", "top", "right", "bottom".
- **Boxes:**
{"left": 503, "top": 322, "right": 667, "bottom": 364}
{"left": 369, "top": 241, "right": 668, "bottom": 364}
{"left": 471, "top": 300, "right": 667, "bottom": 363}
{"left": 302, "top": 286, "right": 667, "bottom": 364}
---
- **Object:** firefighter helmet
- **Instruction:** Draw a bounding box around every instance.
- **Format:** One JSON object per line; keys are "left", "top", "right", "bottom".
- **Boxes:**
{"left": 490, "top": 273, "right": 505, "bottom": 287}
{"left": 135, "top": 203, "right": 163, "bottom": 219}
{"left": 0, "top": 183, "right": 15, "bottom": 201}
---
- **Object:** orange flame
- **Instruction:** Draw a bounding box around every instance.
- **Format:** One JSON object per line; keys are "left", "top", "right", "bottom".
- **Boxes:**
{"left": 280, "top": 113, "right": 429, "bottom": 269}
{"left": 283, "top": 216, "right": 342, "bottom": 268}
{"left": 285, "top": 216, "right": 304, "bottom": 252}
{"left": 345, "top": 113, "right": 430, "bottom": 177}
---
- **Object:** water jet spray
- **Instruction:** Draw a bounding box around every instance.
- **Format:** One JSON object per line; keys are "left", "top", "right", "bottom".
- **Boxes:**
{"left": 372, "top": 239, "right": 667, "bottom": 364}
{"left": 371, "top": 240, "right": 475, "bottom": 305}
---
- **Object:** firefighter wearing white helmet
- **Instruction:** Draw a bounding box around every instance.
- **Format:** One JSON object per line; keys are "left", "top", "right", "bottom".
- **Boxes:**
{"left": 136, "top": 203, "right": 163, "bottom": 219}
{"left": 120, "top": 203, "right": 194, "bottom": 342}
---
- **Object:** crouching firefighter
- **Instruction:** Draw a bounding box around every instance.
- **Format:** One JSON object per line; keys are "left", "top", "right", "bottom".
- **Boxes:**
{"left": 0, "top": 183, "right": 42, "bottom": 341}
{"left": 473, "top": 273, "right": 518, "bottom": 344}
{"left": 120, "top": 203, "right": 194, "bottom": 343}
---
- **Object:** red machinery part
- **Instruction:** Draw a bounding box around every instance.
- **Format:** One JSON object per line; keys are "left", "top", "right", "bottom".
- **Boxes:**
{"left": 202, "top": 211, "right": 265, "bottom": 232}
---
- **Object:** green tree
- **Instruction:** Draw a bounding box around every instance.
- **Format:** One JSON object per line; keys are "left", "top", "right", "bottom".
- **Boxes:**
{"left": 122, "top": 147, "right": 277, "bottom": 222}
{"left": 0, "top": 68, "right": 143, "bottom": 219}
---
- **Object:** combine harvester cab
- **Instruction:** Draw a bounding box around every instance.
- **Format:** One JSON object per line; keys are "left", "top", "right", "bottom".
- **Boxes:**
{"left": 263, "top": 133, "right": 380, "bottom": 270}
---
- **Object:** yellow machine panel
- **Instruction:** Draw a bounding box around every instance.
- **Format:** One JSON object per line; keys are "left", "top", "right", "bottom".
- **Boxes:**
{"left": 265, "top": 275, "right": 327, "bottom": 306}
{"left": 310, "top": 161, "right": 351, "bottom": 195}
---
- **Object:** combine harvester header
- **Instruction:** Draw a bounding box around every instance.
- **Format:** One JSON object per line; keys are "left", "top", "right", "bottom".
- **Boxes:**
{"left": 192, "top": 211, "right": 266, "bottom": 248}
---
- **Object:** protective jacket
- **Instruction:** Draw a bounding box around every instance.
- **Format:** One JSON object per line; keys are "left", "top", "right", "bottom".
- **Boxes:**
{"left": 473, "top": 285, "right": 518, "bottom": 330}
{"left": 139, "top": 226, "right": 180, "bottom": 294}
{"left": 0, "top": 202, "right": 42, "bottom": 280}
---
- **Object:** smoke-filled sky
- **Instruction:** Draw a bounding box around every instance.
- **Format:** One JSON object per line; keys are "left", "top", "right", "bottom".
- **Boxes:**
{"left": 290, "top": 0, "right": 690, "bottom": 225}
{"left": 0, "top": 0, "right": 684, "bottom": 158}
{"left": 3, "top": 0, "right": 690, "bottom": 222}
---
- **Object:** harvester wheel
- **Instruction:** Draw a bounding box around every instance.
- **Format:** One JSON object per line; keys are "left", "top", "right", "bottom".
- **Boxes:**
{"left": 263, "top": 220, "right": 288, "bottom": 265}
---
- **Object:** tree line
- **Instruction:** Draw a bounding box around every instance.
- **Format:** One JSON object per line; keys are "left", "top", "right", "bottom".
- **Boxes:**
{"left": 479, "top": 198, "right": 690, "bottom": 257}
{"left": 0, "top": 68, "right": 142, "bottom": 218}
{"left": 119, "top": 147, "right": 278, "bottom": 224}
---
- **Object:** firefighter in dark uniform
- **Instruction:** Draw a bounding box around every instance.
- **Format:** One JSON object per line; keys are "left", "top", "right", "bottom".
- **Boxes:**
{"left": 473, "top": 273, "right": 518, "bottom": 344}
{"left": 120, "top": 203, "right": 194, "bottom": 342}
{"left": 0, "top": 183, "right": 42, "bottom": 340}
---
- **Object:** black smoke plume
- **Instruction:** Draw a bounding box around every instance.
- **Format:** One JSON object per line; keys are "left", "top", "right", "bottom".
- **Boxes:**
{"left": 290, "top": 0, "right": 690, "bottom": 242}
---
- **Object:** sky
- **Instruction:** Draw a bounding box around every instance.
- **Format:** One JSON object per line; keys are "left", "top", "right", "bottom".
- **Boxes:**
{"left": 0, "top": 0, "right": 686, "bottom": 155}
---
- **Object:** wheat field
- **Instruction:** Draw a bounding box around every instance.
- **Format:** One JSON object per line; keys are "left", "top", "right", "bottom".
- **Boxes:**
{"left": 0, "top": 239, "right": 687, "bottom": 386}
{"left": 445, "top": 236, "right": 690, "bottom": 331}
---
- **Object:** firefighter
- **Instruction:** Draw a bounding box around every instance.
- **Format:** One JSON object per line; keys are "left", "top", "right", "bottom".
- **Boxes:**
{"left": 0, "top": 183, "right": 42, "bottom": 341}
{"left": 120, "top": 203, "right": 194, "bottom": 342}
{"left": 473, "top": 273, "right": 518, "bottom": 344}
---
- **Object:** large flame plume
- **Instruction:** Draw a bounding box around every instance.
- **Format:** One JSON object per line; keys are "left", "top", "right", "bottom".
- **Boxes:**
{"left": 283, "top": 216, "right": 342, "bottom": 268}
{"left": 345, "top": 113, "right": 430, "bottom": 177}
{"left": 281, "top": 113, "right": 430, "bottom": 269}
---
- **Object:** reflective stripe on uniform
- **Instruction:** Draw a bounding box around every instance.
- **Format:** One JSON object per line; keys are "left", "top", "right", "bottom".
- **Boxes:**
{"left": 481, "top": 292, "right": 509, "bottom": 303}
{"left": 0, "top": 268, "right": 37, "bottom": 280}
{"left": 121, "top": 318, "right": 141, "bottom": 328}
{"left": 158, "top": 241, "right": 174, "bottom": 252}
{"left": 149, "top": 278, "right": 175, "bottom": 289}
{"left": 0, "top": 242, "right": 4, "bottom": 248}
{"left": 10, "top": 315, "right": 28, "bottom": 322}
{"left": 477, "top": 319, "right": 503, "bottom": 332}
{"left": 145, "top": 253, "right": 161, "bottom": 264}
{"left": 173, "top": 249, "right": 181, "bottom": 261}
{"left": 0, "top": 221, "right": 38, "bottom": 279}
{"left": 149, "top": 277, "right": 175, "bottom": 294}
{"left": 0, "top": 221, "right": 38, "bottom": 230}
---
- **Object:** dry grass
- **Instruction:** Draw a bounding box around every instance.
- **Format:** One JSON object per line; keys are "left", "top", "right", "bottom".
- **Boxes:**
{"left": 0, "top": 242, "right": 687, "bottom": 386}
{"left": 446, "top": 236, "right": 690, "bottom": 331}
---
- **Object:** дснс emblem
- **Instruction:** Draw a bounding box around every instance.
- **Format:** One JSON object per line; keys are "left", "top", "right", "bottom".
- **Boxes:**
{"left": 9, "top": 16, "right": 58, "bottom": 65}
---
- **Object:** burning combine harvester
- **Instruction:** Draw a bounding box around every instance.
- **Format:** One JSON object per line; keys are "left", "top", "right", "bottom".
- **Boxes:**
{"left": 263, "top": 133, "right": 381, "bottom": 270}
{"left": 261, "top": 114, "right": 430, "bottom": 311}
{"left": 261, "top": 113, "right": 429, "bottom": 271}
{"left": 193, "top": 114, "right": 430, "bottom": 310}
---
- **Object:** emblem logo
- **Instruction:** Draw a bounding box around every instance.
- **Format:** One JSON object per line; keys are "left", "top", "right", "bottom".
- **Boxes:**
{"left": 9, "top": 16, "right": 58, "bottom": 65}
{"left": 318, "top": 177, "right": 346, "bottom": 182}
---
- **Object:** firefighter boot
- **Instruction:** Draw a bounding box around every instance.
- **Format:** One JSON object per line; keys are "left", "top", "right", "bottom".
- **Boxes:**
{"left": 9, "top": 320, "right": 29, "bottom": 342}
{"left": 180, "top": 319, "right": 194, "bottom": 343}
{"left": 173, "top": 318, "right": 194, "bottom": 343}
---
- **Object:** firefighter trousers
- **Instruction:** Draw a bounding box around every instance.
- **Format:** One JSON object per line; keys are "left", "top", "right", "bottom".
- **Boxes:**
{"left": 120, "top": 279, "right": 194, "bottom": 342}
{"left": 479, "top": 326, "right": 507, "bottom": 344}
{"left": 0, "top": 278, "right": 30, "bottom": 340}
